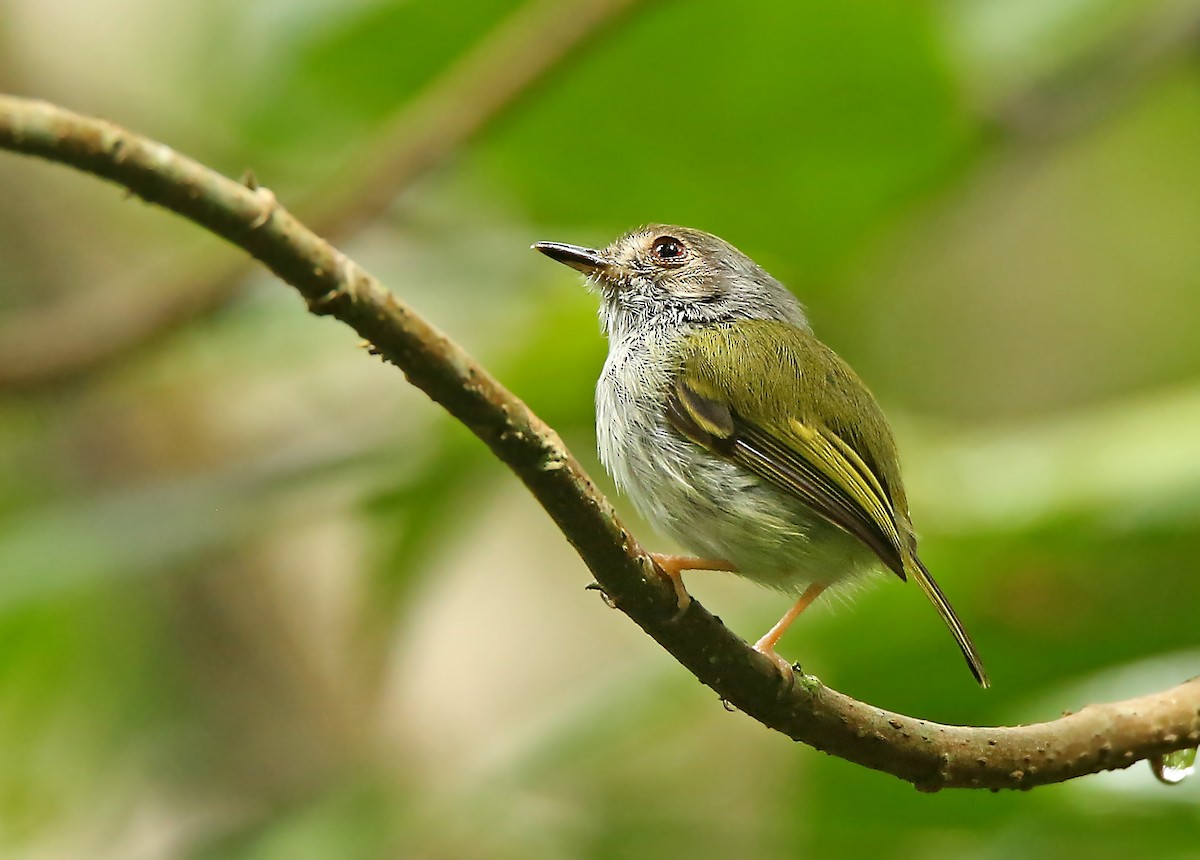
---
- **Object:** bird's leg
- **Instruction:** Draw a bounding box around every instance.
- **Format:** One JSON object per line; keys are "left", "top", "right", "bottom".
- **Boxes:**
{"left": 649, "top": 553, "right": 737, "bottom": 612}
{"left": 753, "top": 583, "right": 827, "bottom": 680}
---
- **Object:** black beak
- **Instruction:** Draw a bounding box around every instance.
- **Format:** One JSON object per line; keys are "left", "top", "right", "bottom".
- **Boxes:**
{"left": 532, "top": 241, "right": 608, "bottom": 274}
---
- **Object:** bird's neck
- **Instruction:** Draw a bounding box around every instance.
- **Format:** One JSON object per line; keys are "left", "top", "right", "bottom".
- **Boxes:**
{"left": 599, "top": 296, "right": 698, "bottom": 345}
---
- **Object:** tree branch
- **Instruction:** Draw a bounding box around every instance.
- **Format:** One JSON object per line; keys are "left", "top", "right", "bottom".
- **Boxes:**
{"left": 1, "top": 94, "right": 1196, "bottom": 791}
{"left": 0, "top": 0, "right": 647, "bottom": 391}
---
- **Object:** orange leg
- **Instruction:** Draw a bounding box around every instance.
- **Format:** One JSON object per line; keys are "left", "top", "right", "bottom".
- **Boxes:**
{"left": 650, "top": 553, "right": 737, "bottom": 612}
{"left": 753, "top": 583, "right": 828, "bottom": 677}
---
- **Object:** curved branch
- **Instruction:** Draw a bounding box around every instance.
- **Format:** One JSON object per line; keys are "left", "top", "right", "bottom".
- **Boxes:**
{"left": 0, "top": 0, "right": 646, "bottom": 391}
{"left": 1, "top": 95, "right": 1196, "bottom": 791}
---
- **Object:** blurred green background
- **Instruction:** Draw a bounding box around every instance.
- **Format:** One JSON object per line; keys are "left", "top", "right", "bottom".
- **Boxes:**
{"left": 1, "top": 0, "right": 1199, "bottom": 857}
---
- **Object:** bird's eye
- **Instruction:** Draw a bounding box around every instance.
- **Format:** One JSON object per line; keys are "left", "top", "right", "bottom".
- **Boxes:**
{"left": 651, "top": 235, "right": 688, "bottom": 265}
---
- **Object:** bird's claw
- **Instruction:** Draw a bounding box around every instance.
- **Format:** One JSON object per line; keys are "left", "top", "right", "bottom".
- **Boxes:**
{"left": 753, "top": 646, "right": 799, "bottom": 695}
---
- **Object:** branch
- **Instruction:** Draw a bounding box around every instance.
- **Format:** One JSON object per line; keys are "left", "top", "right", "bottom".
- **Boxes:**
{"left": 984, "top": 2, "right": 1200, "bottom": 144}
{"left": 1, "top": 95, "right": 1196, "bottom": 791}
{"left": 0, "top": 0, "right": 646, "bottom": 391}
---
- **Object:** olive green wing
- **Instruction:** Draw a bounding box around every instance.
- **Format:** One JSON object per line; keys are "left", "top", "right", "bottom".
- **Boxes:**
{"left": 669, "top": 320, "right": 991, "bottom": 687}
{"left": 666, "top": 320, "right": 910, "bottom": 580}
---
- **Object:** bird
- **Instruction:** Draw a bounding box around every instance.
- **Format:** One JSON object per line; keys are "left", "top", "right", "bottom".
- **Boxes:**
{"left": 533, "top": 225, "right": 988, "bottom": 687}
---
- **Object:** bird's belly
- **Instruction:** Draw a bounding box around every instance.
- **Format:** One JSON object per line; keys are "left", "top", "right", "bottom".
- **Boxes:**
{"left": 597, "top": 358, "right": 878, "bottom": 595}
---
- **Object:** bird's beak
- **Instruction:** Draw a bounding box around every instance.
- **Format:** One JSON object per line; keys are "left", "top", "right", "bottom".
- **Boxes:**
{"left": 531, "top": 241, "right": 609, "bottom": 275}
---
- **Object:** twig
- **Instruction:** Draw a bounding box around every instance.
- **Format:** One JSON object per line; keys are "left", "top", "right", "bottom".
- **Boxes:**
{"left": 1, "top": 95, "right": 1197, "bottom": 791}
{"left": 0, "top": 0, "right": 647, "bottom": 391}
{"left": 983, "top": 2, "right": 1200, "bottom": 143}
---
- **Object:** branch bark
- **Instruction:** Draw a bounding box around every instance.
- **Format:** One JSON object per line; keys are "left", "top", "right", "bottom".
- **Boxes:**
{"left": 1, "top": 94, "right": 1197, "bottom": 791}
{"left": 0, "top": 0, "right": 646, "bottom": 391}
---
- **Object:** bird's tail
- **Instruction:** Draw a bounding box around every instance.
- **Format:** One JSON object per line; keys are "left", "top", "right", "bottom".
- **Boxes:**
{"left": 908, "top": 556, "right": 990, "bottom": 688}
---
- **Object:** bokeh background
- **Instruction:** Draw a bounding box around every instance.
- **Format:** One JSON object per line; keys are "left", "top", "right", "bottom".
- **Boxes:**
{"left": 2, "top": 0, "right": 1199, "bottom": 857}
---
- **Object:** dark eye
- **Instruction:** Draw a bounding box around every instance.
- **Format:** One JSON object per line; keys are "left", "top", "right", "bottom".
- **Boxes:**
{"left": 651, "top": 235, "right": 687, "bottom": 265}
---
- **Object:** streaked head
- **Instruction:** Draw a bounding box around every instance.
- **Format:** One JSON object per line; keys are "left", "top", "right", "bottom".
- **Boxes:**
{"left": 533, "top": 225, "right": 808, "bottom": 337}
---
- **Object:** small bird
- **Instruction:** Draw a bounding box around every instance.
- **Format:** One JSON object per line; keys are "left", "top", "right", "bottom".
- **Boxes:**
{"left": 533, "top": 225, "right": 988, "bottom": 687}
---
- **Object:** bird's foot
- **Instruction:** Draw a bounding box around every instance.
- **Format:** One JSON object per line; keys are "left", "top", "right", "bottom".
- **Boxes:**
{"left": 649, "top": 553, "right": 736, "bottom": 619}
{"left": 752, "top": 637, "right": 798, "bottom": 691}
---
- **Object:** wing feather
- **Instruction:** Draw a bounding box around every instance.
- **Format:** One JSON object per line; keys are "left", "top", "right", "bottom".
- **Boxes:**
{"left": 668, "top": 375, "right": 906, "bottom": 578}
{"left": 664, "top": 320, "right": 990, "bottom": 687}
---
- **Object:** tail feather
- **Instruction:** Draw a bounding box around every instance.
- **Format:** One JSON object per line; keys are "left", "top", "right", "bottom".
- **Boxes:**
{"left": 908, "top": 556, "right": 990, "bottom": 688}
